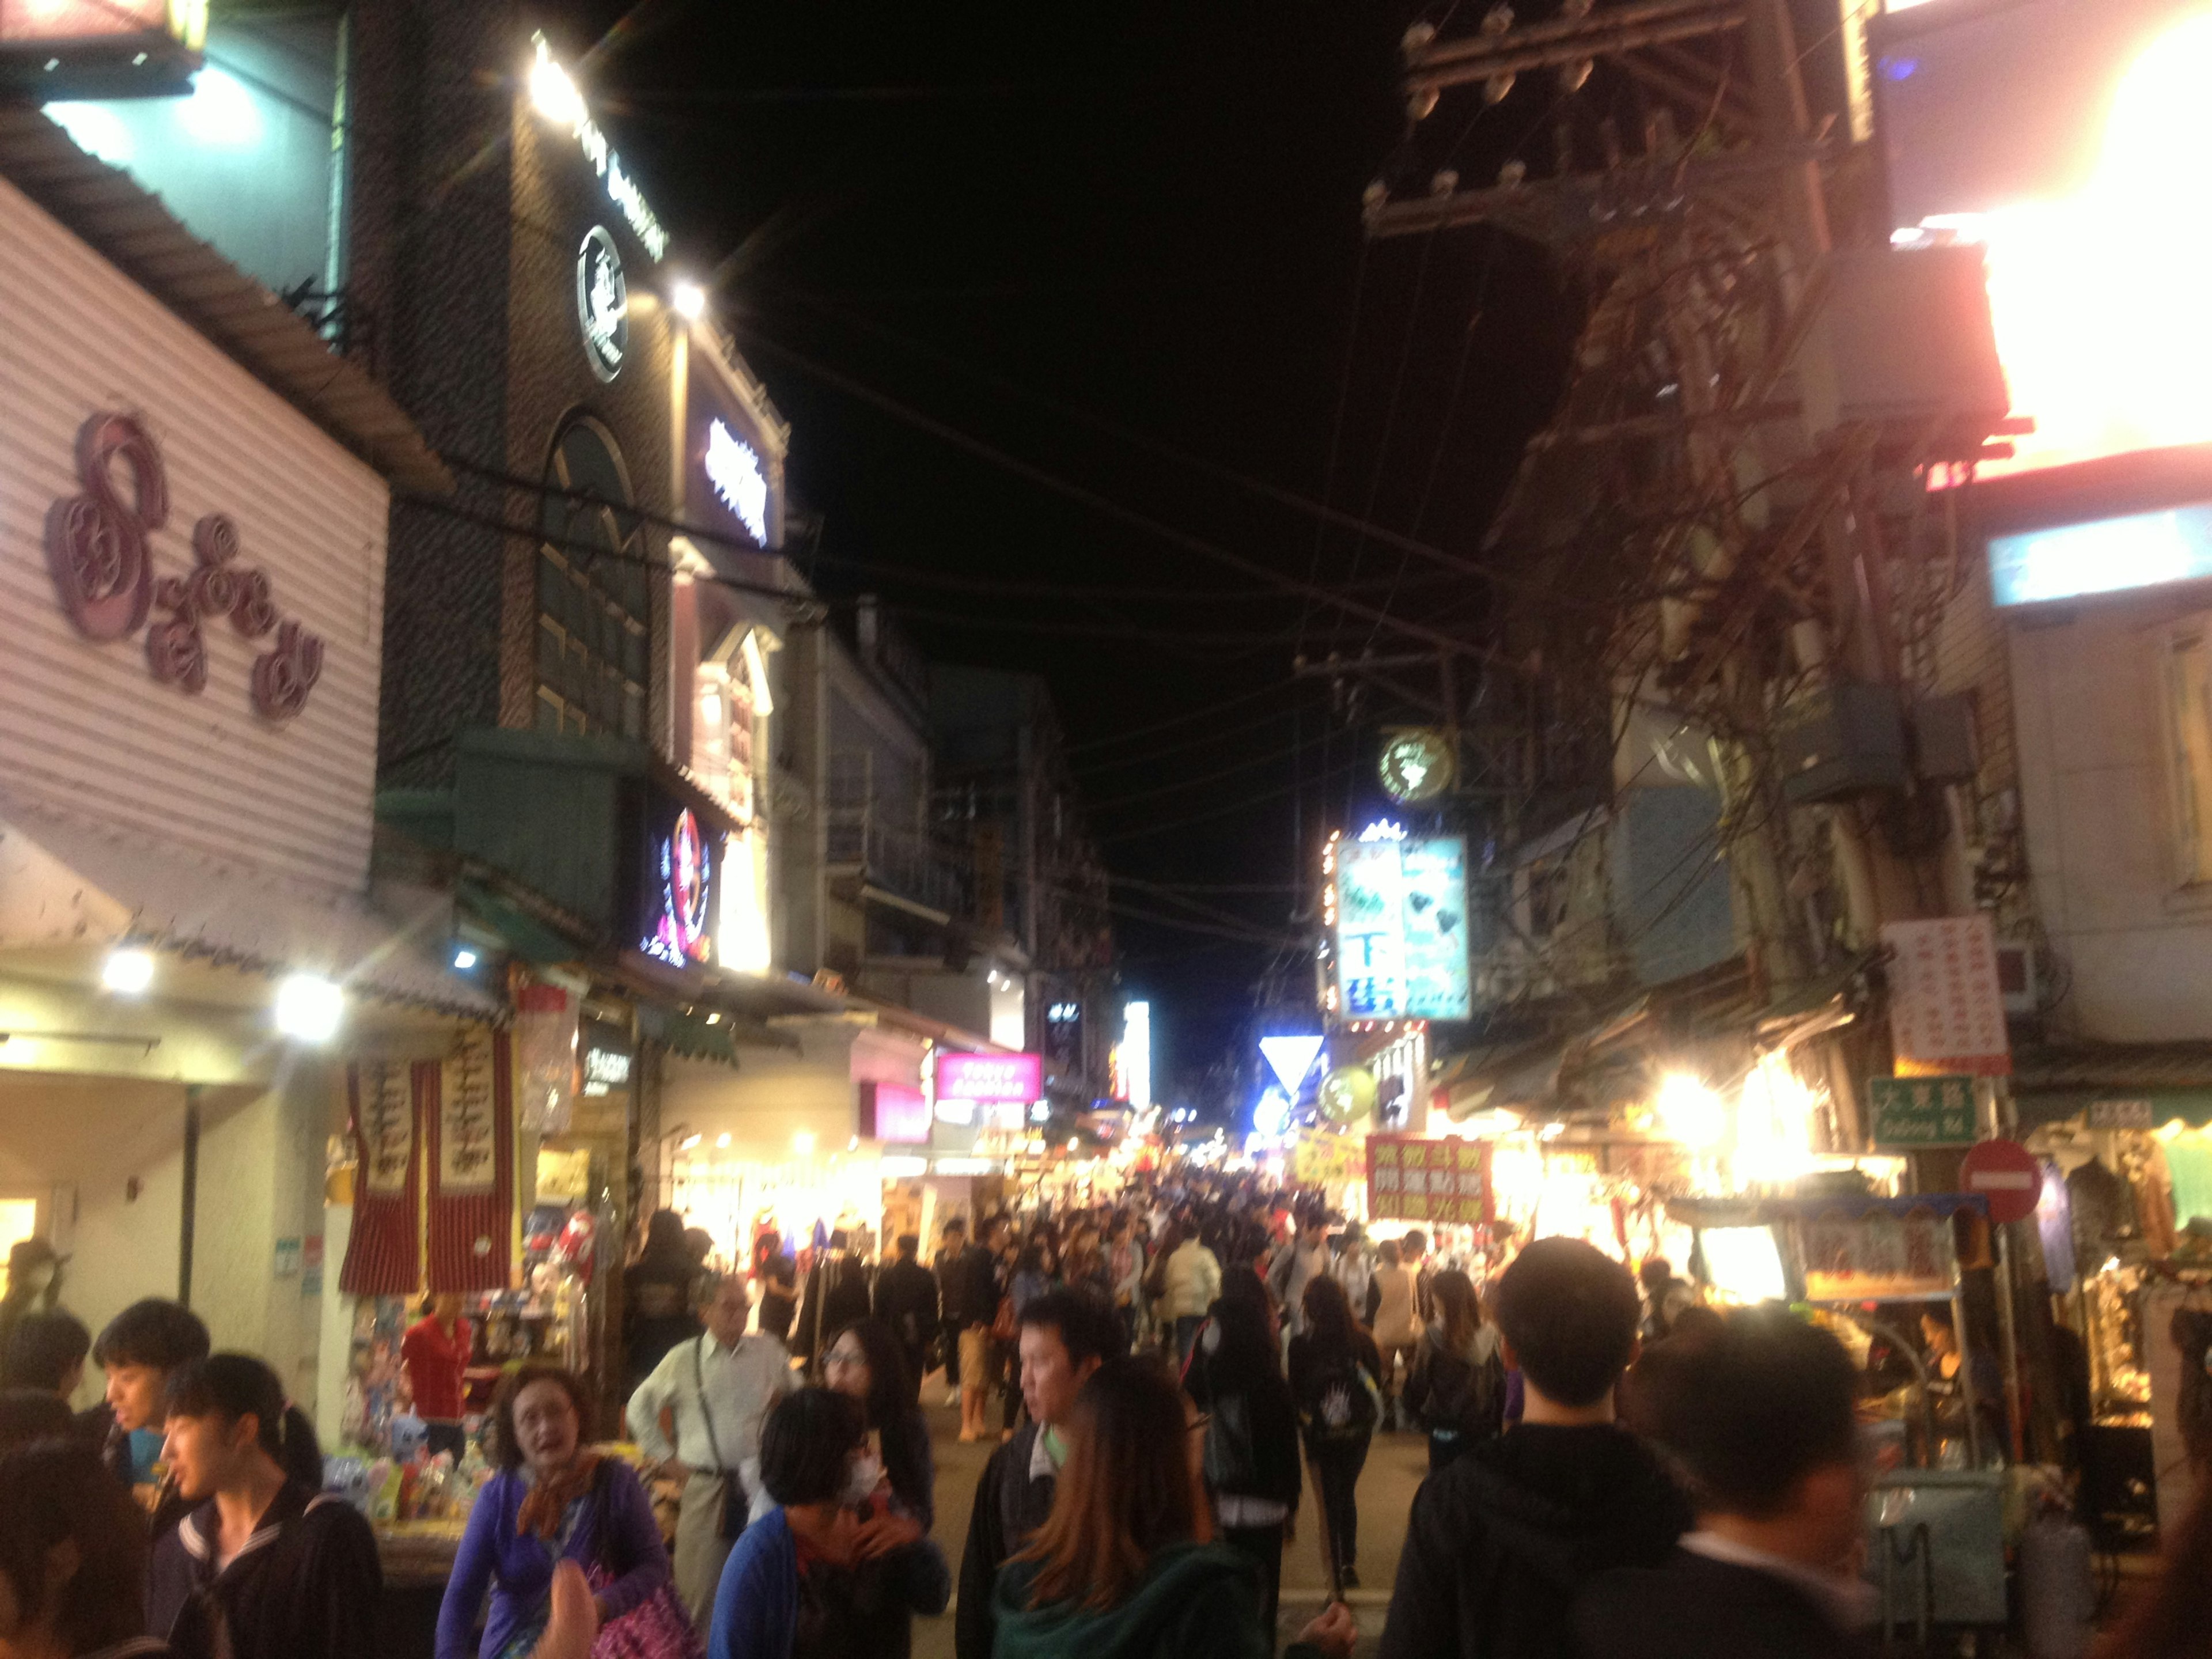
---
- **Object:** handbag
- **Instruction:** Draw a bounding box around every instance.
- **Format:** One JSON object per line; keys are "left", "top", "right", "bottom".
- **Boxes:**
{"left": 589, "top": 1463, "right": 706, "bottom": 1659}
{"left": 990, "top": 1293, "right": 1017, "bottom": 1344}
{"left": 691, "top": 1336, "right": 748, "bottom": 1541}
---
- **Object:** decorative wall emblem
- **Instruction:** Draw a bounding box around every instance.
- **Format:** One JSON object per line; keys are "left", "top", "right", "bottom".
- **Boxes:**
{"left": 576, "top": 225, "right": 627, "bottom": 382}
{"left": 44, "top": 410, "right": 324, "bottom": 721}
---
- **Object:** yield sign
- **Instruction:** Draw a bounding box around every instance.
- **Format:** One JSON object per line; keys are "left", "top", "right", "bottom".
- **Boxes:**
{"left": 1260, "top": 1035, "right": 1325, "bottom": 1094}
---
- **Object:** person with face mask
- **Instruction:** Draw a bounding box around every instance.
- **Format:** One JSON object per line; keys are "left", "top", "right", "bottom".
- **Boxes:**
{"left": 437, "top": 1363, "right": 677, "bottom": 1659}
{"left": 708, "top": 1388, "right": 949, "bottom": 1659}
{"left": 820, "top": 1319, "right": 933, "bottom": 1531}
{"left": 145, "top": 1354, "right": 378, "bottom": 1659}
{"left": 77, "top": 1301, "right": 209, "bottom": 1541}
{"left": 0, "top": 1438, "right": 171, "bottom": 1659}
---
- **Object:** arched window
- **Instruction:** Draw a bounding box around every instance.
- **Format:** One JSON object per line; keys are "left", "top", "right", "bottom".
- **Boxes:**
{"left": 535, "top": 417, "right": 649, "bottom": 738}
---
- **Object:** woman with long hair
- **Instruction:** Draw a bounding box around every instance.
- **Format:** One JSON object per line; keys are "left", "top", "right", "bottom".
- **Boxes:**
{"left": 146, "top": 1354, "right": 378, "bottom": 1659}
{"left": 821, "top": 1319, "right": 934, "bottom": 1530}
{"left": 625, "top": 1209, "right": 704, "bottom": 1395}
{"left": 0, "top": 1438, "right": 166, "bottom": 1658}
{"left": 1183, "top": 1271, "right": 1301, "bottom": 1642}
{"left": 994, "top": 1357, "right": 1352, "bottom": 1659}
{"left": 1288, "top": 1275, "right": 1383, "bottom": 1590}
{"left": 435, "top": 1363, "right": 678, "bottom": 1659}
{"left": 1403, "top": 1268, "right": 1505, "bottom": 1472}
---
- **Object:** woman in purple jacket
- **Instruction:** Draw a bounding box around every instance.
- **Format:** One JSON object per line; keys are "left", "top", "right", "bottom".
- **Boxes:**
{"left": 436, "top": 1363, "right": 675, "bottom": 1659}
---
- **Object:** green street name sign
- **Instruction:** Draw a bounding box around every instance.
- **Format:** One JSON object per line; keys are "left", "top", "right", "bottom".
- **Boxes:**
{"left": 1868, "top": 1074, "right": 1977, "bottom": 1147}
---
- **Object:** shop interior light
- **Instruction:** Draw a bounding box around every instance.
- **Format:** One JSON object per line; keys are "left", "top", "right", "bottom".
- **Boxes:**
{"left": 793, "top": 1130, "right": 817, "bottom": 1156}
{"left": 672, "top": 280, "right": 708, "bottom": 320}
{"left": 677, "top": 1132, "right": 702, "bottom": 1151}
{"left": 274, "top": 974, "right": 343, "bottom": 1043}
{"left": 101, "top": 949, "right": 156, "bottom": 996}
{"left": 451, "top": 946, "right": 479, "bottom": 971}
{"left": 1656, "top": 1072, "right": 1727, "bottom": 1150}
{"left": 715, "top": 1132, "right": 732, "bottom": 1149}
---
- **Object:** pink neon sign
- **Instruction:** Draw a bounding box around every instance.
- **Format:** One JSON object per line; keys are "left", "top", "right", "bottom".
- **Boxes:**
{"left": 934, "top": 1051, "right": 1042, "bottom": 1104}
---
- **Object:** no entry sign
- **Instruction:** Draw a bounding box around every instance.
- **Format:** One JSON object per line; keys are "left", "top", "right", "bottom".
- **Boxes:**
{"left": 1960, "top": 1137, "right": 2043, "bottom": 1225}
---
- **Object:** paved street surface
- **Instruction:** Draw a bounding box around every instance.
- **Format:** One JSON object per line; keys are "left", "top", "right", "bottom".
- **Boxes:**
{"left": 911, "top": 1373, "right": 1427, "bottom": 1658}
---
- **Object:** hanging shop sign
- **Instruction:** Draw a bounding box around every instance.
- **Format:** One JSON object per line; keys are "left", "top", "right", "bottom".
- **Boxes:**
{"left": 1867, "top": 1074, "right": 1977, "bottom": 1147}
{"left": 1881, "top": 915, "right": 2012, "bottom": 1076}
{"left": 1367, "top": 1133, "right": 1493, "bottom": 1226}
{"left": 934, "top": 1051, "right": 1043, "bottom": 1103}
{"left": 1798, "top": 1201, "right": 1962, "bottom": 1303}
{"left": 1291, "top": 1128, "right": 1366, "bottom": 1188}
{"left": 859, "top": 1081, "right": 931, "bottom": 1145}
{"left": 1328, "top": 824, "right": 1471, "bottom": 1020}
{"left": 46, "top": 411, "right": 323, "bottom": 720}
{"left": 637, "top": 791, "right": 719, "bottom": 969}
{"left": 684, "top": 351, "right": 781, "bottom": 554}
{"left": 1378, "top": 728, "right": 1456, "bottom": 804}
{"left": 1044, "top": 1000, "right": 1083, "bottom": 1071}
{"left": 1319, "top": 1065, "right": 1377, "bottom": 1125}
{"left": 575, "top": 225, "right": 628, "bottom": 382}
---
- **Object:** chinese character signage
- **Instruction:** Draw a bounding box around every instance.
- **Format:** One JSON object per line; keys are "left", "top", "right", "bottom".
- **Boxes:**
{"left": 1800, "top": 1203, "right": 1961, "bottom": 1302}
{"left": 1332, "top": 828, "right": 1471, "bottom": 1020}
{"left": 934, "top": 1051, "right": 1043, "bottom": 1104}
{"left": 1881, "top": 915, "right": 2010, "bottom": 1076}
{"left": 1866, "top": 1075, "right": 1977, "bottom": 1147}
{"left": 1367, "top": 1134, "right": 1492, "bottom": 1226}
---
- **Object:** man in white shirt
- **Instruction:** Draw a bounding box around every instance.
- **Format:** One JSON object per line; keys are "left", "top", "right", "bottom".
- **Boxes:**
{"left": 626, "top": 1272, "right": 798, "bottom": 1626}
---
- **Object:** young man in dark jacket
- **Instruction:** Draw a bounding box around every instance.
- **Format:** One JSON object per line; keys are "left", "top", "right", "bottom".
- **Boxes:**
{"left": 1576, "top": 1308, "right": 1873, "bottom": 1659}
{"left": 955, "top": 1287, "right": 1117, "bottom": 1659}
{"left": 75, "top": 1297, "right": 210, "bottom": 1540}
{"left": 1378, "top": 1237, "right": 1690, "bottom": 1659}
{"left": 874, "top": 1232, "right": 940, "bottom": 1405}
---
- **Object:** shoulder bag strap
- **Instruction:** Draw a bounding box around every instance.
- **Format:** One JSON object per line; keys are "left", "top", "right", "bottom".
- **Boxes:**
{"left": 691, "top": 1335, "right": 730, "bottom": 1477}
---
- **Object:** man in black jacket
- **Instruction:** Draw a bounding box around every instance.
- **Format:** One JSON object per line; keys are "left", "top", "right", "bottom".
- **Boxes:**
{"left": 1378, "top": 1237, "right": 1690, "bottom": 1659}
{"left": 874, "top": 1232, "right": 940, "bottom": 1404}
{"left": 1576, "top": 1308, "right": 1874, "bottom": 1659}
{"left": 75, "top": 1297, "right": 210, "bottom": 1540}
{"left": 955, "top": 1286, "right": 1118, "bottom": 1659}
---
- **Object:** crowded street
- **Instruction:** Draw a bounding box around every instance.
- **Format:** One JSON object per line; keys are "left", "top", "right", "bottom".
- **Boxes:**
{"left": 4, "top": 0, "right": 2212, "bottom": 1657}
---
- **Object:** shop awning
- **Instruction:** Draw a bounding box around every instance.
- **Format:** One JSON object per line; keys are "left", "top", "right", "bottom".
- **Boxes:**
{"left": 2012, "top": 1041, "right": 2212, "bottom": 1129}
{"left": 0, "top": 802, "right": 496, "bottom": 1020}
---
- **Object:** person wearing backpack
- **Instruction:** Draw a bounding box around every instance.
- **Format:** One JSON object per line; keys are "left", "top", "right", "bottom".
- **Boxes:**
{"left": 1289, "top": 1275, "right": 1382, "bottom": 1589}
{"left": 1184, "top": 1271, "right": 1302, "bottom": 1641}
{"left": 1403, "top": 1270, "right": 1506, "bottom": 1473}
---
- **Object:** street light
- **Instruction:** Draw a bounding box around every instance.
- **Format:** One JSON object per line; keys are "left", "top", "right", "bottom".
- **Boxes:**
{"left": 101, "top": 949, "right": 155, "bottom": 995}
{"left": 672, "top": 280, "right": 707, "bottom": 320}
{"left": 529, "top": 44, "right": 585, "bottom": 128}
{"left": 274, "top": 974, "right": 344, "bottom": 1043}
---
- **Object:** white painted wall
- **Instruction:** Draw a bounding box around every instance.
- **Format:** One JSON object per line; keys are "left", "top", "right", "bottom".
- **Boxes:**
{"left": 0, "top": 176, "right": 389, "bottom": 894}
{"left": 2010, "top": 598, "right": 2212, "bottom": 1039}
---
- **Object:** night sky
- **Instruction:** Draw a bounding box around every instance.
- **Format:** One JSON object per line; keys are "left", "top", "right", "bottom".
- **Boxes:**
{"left": 562, "top": 0, "right": 1576, "bottom": 1096}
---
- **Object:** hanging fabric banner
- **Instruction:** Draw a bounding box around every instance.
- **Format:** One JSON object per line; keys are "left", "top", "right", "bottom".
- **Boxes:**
{"left": 425, "top": 1028, "right": 515, "bottom": 1291}
{"left": 339, "top": 1060, "right": 421, "bottom": 1295}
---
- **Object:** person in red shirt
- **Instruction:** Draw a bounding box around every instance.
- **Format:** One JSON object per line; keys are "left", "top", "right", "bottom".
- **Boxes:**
{"left": 402, "top": 1294, "right": 474, "bottom": 1460}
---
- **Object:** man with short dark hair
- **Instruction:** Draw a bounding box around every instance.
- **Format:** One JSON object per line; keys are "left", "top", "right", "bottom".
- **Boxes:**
{"left": 1576, "top": 1308, "right": 1872, "bottom": 1659}
{"left": 1378, "top": 1237, "right": 1690, "bottom": 1659}
{"left": 933, "top": 1217, "right": 969, "bottom": 1407}
{"left": 949, "top": 1217, "right": 1005, "bottom": 1442}
{"left": 2, "top": 1309, "right": 90, "bottom": 1396}
{"left": 954, "top": 1286, "right": 1119, "bottom": 1659}
{"left": 79, "top": 1297, "right": 210, "bottom": 1538}
{"left": 874, "top": 1232, "right": 938, "bottom": 1407}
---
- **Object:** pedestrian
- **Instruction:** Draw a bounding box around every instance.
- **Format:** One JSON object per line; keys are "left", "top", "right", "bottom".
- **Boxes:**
{"left": 1920, "top": 1306, "right": 2005, "bottom": 1462}
{"left": 950, "top": 1219, "right": 1004, "bottom": 1444}
{"left": 1377, "top": 1236, "right": 1690, "bottom": 1659}
{"left": 1575, "top": 1307, "right": 1874, "bottom": 1659}
{"left": 1184, "top": 1270, "right": 1301, "bottom": 1642}
{"left": 759, "top": 1259, "right": 799, "bottom": 1353}
{"left": 1403, "top": 1269, "right": 1506, "bottom": 1472}
{"left": 991, "top": 1355, "right": 1356, "bottom": 1659}
{"left": 0, "top": 1438, "right": 171, "bottom": 1658}
{"left": 1059, "top": 1227, "right": 1112, "bottom": 1303}
{"left": 1159, "top": 1226, "right": 1222, "bottom": 1370}
{"left": 933, "top": 1219, "right": 971, "bottom": 1408}
{"left": 1638, "top": 1257, "right": 1695, "bottom": 1343}
{"left": 821, "top": 1319, "right": 934, "bottom": 1528}
{"left": 627, "top": 1274, "right": 799, "bottom": 1627}
{"left": 1368, "top": 1240, "right": 1423, "bottom": 1430}
{"left": 0, "top": 1387, "right": 74, "bottom": 1453}
{"left": 1401, "top": 1229, "right": 1436, "bottom": 1327}
{"left": 872, "top": 1235, "right": 939, "bottom": 1407}
{"left": 81, "top": 1299, "right": 209, "bottom": 1539}
{"left": 625, "top": 1210, "right": 705, "bottom": 1397}
{"left": 401, "top": 1294, "right": 474, "bottom": 1462}
{"left": 1267, "top": 1208, "right": 1332, "bottom": 1338}
{"left": 1288, "top": 1274, "right": 1382, "bottom": 1589}
{"left": 438, "top": 1362, "right": 679, "bottom": 1659}
{"left": 0, "top": 1241, "right": 63, "bottom": 1357}
{"left": 954, "top": 1288, "right": 1118, "bottom": 1659}
{"left": 1331, "top": 1222, "right": 1374, "bottom": 1329}
{"left": 1105, "top": 1214, "right": 1145, "bottom": 1350}
{"left": 1009, "top": 1246, "right": 1054, "bottom": 1319}
{"left": 148, "top": 1354, "right": 379, "bottom": 1659}
{"left": 707, "top": 1388, "right": 949, "bottom": 1659}
{"left": 2, "top": 1309, "right": 90, "bottom": 1397}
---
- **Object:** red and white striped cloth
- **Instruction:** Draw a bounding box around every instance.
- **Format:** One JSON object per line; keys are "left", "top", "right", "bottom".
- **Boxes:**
{"left": 425, "top": 1029, "right": 514, "bottom": 1293}
{"left": 338, "top": 1060, "right": 421, "bottom": 1295}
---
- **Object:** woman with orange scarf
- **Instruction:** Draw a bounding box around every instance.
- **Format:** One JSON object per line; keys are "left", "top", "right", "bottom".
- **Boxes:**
{"left": 437, "top": 1363, "right": 681, "bottom": 1659}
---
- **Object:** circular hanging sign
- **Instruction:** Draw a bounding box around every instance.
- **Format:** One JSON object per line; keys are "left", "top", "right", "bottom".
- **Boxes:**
{"left": 1319, "top": 1065, "right": 1378, "bottom": 1125}
{"left": 1960, "top": 1137, "right": 2043, "bottom": 1225}
{"left": 1379, "top": 729, "right": 1456, "bottom": 803}
{"left": 575, "top": 225, "right": 628, "bottom": 382}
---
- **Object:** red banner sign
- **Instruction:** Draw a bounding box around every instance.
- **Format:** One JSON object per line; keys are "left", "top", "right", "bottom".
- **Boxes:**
{"left": 425, "top": 1030, "right": 514, "bottom": 1292}
{"left": 338, "top": 1060, "right": 419, "bottom": 1296}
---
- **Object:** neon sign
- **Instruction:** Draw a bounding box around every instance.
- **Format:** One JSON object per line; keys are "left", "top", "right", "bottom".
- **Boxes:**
{"left": 530, "top": 35, "right": 669, "bottom": 262}
{"left": 705, "top": 419, "right": 768, "bottom": 544}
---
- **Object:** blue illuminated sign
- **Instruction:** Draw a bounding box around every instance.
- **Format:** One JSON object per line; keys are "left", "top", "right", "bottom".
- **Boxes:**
{"left": 1990, "top": 501, "right": 2212, "bottom": 608}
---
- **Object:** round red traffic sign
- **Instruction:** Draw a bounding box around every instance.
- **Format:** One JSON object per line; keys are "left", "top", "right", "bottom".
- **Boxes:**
{"left": 1960, "top": 1137, "right": 2043, "bottom": 1225}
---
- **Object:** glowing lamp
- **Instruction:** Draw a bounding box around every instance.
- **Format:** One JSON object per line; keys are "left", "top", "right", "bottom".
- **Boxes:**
{"left": 101, "top": 948, "right": 155, "bottom": 995}
{"left": 274, "top": 974, "right": 343, "bottom": 1043}
{"left": 1656, "top": 1073, "right": 1726, "bottom": 1150}
{"left": 672, "top": 280, "right": 708, "bottom": 320}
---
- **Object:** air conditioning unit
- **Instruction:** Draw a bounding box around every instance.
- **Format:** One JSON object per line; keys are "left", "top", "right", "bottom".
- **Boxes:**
{"left": 1994, "top": 942, "right": 2037, "bottom": 1017}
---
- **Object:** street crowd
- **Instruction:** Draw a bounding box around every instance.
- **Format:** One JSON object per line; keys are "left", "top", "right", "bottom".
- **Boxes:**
{"left": 0, "top": 1176, "right": 2210, "bottom": 1659}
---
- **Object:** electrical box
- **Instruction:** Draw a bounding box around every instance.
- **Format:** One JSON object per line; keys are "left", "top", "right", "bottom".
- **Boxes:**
{"left": 1775, "top": 681, "right": 1909, "bottom": 803}
{"left": 1910, "top": 696, "right": 1980, "bottom": 783}
{"left": 1798, "top": 246, "right": 2009, "bottom": 441}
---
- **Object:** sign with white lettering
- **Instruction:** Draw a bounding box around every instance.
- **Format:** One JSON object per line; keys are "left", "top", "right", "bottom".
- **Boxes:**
{"left": 684, "top": 353, "right": 780, "bottom": 554}
{"left": 934, "top": 1052, "right": 1043, "bottom": 1103}
{"left": 575, "top": 226, "right": 627, "bottom": 382}
{"left": 531, "top": 35, "right": 669, "bottom": 262}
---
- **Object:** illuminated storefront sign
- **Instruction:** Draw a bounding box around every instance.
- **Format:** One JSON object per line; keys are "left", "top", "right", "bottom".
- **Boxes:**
{"left": 582, "top": 1044, "right": 634, "bottom": 1097}
{"left": 1330, "top": 827, "right": 1471, "bottom": 1020}
{"left": 575, "top": 225, "right": 627, "bottom": 382}
{"left": 685, "top": 357, "right": 779, "bottom": 555}
{"left": 705, "top": 420, "right": 768, "bottom": 544}
{"left": 638, "top": 796, "right": 718, "bottom": 969}
{"left": 1988, "top": 501, "right": 2212, "bottom": 607}
{"left": 529, "top": 34, "right": 668, "bottom": 262}
{"left": 1121, "top": 1001, "right": 1152, "bottom": 1113}
{"left": 860, "top": 1081, "right": 931, "bottom": 1144}
{"left": 934, "top": 1051, "right": 1043, "bottom": 1104}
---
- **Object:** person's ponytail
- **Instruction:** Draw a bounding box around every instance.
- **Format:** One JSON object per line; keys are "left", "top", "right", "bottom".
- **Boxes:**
{"left": 166, "top": 1353, "right": 324, "bottom": 1489}
{"left": 277, "top": 1402, "right": 324, "bottom": 1490}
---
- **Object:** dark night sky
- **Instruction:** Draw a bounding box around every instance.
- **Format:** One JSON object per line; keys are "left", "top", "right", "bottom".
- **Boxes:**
{"left": 560, "top": 0, "right": 1575, "bottom": 1092}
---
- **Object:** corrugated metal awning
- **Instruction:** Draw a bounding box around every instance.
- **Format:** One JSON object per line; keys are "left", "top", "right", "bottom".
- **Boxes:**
{"left": 0, "top": 107, "right": 450, "bottom": 495}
